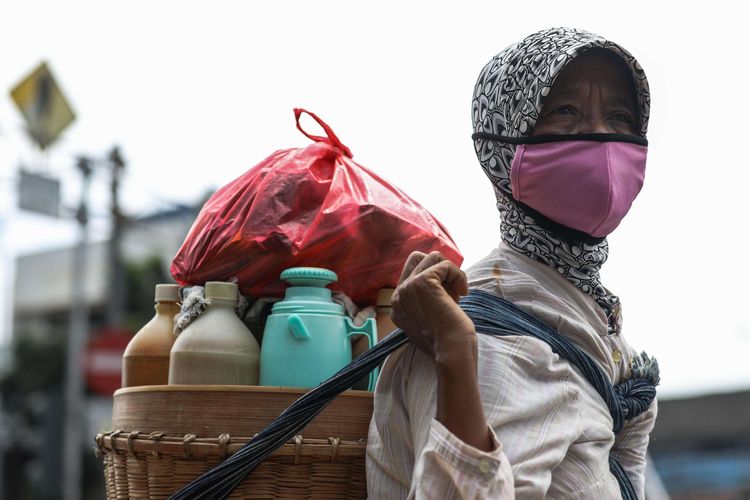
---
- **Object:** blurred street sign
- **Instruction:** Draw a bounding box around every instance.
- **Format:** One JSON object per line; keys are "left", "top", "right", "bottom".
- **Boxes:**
{"left": 10, "top": 62, "right": 76, "bottom": 150}
{"left": 18, "top": 169, "right": 61, "bottom": 217}
{"left": 85, "top": 327, "right": 131, "bottom": 396}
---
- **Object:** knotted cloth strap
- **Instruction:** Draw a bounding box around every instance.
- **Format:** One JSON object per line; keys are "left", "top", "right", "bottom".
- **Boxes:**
{"left": 170, "top": 289, "right": 657, "bottom": 500}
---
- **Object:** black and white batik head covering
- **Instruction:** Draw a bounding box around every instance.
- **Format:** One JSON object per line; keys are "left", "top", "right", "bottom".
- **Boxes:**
{"left": 471, "top": 27, "right": 650, "bottom": 331}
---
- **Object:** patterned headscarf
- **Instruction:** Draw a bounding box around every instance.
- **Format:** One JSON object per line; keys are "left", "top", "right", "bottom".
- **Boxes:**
{"left": 471, "top": 27, "right": 650, "bottom": 328}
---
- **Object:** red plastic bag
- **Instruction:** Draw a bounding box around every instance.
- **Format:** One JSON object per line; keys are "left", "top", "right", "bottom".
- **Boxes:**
{"left": 171, "top": 109, "right": 463, "bottom": 304}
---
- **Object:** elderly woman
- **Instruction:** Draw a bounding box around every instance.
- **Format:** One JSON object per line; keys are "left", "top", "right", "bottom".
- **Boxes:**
{"left": 367, "top": 27, "right": 658, "bottom": 499}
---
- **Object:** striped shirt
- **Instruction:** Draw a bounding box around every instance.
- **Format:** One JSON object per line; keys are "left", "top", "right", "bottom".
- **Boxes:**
{"left": 366, "top": 242, "right": 657, "bottom": 499}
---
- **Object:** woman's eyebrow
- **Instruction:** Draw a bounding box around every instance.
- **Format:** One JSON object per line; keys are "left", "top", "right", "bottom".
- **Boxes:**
{"left": 605, "top": 94, "right": 638, "bottom": 110}
{"left": 544, "top": 80, "right": 590, "bottom": 101}
{"left": 543, "top": 88, "right": 578, "bottom": 103}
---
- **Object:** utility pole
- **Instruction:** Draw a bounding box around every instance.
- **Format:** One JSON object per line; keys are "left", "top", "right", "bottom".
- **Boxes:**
{"left": 106, "top": 146, "right": 126, "bottom": 326}
{"left": 62, "top": 156, "right": 92, "bottom": 500}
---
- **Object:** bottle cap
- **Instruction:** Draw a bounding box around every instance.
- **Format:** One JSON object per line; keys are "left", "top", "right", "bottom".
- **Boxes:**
{"left": 205, "top": 282, "right": 238, "bottom": 302}
{"left": 280, "top": 267, "right": 337, "bottom": 287}
{"left": 376, "top": 288, "right": 395, "bottom": 307}
{"left": 154, "top": 284, "right": 180, "bottom": 302}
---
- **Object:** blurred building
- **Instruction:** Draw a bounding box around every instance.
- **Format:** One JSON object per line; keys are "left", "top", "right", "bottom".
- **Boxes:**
{"left": 13, "top": 203, "right": 198, "bottom": 322}
{"left": 649, "top": 390, "right": 750, "bottom": 499}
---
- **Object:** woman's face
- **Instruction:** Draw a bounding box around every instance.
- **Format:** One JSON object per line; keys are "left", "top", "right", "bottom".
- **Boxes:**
{"left": 532, "top": 50, "right": 639, "bottom": 136}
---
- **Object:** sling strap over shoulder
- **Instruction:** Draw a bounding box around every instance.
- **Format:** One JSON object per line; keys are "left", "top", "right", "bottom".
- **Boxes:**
{"left": 171, "top": 289, "right": 659, "bottom": 500}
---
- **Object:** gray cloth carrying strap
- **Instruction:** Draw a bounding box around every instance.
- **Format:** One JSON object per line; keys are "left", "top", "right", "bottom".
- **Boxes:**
{"left": 170, "top": 289, "right": 658, "bottom": 500}
{"left": 462, "top": 289, "right": 659, "bottom": 500}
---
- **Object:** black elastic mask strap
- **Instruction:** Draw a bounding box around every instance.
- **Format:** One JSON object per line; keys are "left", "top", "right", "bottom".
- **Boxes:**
{"left": 515, "top": 201, "right": 607, "bottom": 246}
{"left": 472, "top": 132, "right": 648, "bottom": 147}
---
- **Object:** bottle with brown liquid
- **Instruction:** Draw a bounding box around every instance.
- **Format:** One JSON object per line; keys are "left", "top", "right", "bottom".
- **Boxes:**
{"left": 121, "top": 284, "right": 181, "bottom": 387}
{"left": 168, "top": 282, "right": 260, "bottom": 385}
{"left": 352, "top": 287, "right": 396, "bottom": 390}
{"left": 375, "top": 288, "right": 397, "bottom": 340}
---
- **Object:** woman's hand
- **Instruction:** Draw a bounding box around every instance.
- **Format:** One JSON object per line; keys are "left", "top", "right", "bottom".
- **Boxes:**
{"left": 391, "top": 251, "right": 477, "bottom": 361}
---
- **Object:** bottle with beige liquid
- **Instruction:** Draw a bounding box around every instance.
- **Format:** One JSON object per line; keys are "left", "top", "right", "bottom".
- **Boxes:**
{"left": 168, "top": 281, "right": 260, "bottom": 385}
{"left": 121, "top": 284, "right": 181, "bottom": 387}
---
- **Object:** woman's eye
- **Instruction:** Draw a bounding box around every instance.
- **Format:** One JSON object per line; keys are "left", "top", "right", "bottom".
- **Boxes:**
{"left": 610, "top": 111, "right": 634, "bottom": 124}
{"left": 552, "top": 105, "right": 576, "bottom": 115}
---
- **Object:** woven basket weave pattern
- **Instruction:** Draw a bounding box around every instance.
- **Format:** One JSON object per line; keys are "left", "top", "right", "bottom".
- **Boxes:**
{"left": 96, "top": 431, "right": 367, "bottom": 499}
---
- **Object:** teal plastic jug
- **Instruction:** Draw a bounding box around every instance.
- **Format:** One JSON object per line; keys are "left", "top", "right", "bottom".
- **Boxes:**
{"left": 259, "top": 267, "right": 379, "bottom": 390}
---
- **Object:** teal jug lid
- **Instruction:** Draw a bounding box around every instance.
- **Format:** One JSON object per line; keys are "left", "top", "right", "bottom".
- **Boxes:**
{"left": 280, "top": 267, "right": 338, "bottom": 287}
{"left": 272, "top": 267, "right": 343, "bottom": 315}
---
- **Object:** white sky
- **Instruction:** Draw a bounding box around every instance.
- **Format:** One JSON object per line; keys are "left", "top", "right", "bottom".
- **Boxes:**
{"left": 1, "top": 1, "right": 748, "bottom": 398}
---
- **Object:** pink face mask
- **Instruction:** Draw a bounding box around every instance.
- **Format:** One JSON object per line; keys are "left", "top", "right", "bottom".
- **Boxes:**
{"left": 508, "top": 136, "right": 648, "bottom": 238}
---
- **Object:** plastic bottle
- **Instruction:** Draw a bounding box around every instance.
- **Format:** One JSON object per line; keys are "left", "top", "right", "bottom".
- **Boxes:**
{"left": 375, "top": 288, "right": 397, "bottom": 340}
{"left": 352, "top": 287, "right": 395, "bottom": 390}
{"left": 168, "top": 282, "right": 260, "bottom": 385}
{"left": 121, "top": 284, "right": 181, "bottom": 387}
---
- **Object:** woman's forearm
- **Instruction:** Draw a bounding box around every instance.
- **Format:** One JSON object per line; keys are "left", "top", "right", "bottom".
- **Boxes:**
{"left": 389, "top": 251, "right": 494, "bottom": 451}
{"left": 434, "top": 334, "right": 495, "bottom": 452}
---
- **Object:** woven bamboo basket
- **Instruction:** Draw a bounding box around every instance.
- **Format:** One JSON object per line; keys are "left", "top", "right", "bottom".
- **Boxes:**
{"left": 96, "top": 385, "right": 373, "bottom": 499}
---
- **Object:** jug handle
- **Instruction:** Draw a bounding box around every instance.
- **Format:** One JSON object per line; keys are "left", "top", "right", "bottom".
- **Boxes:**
{"left": 346, "top": 318, "right": 379, "bottom": 391}
{"left": 287, "top": 314, "right": 311, "bottom": 340}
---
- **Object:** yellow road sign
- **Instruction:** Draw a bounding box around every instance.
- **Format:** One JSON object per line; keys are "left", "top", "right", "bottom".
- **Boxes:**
{"left": 10, "top": 61, "right": 76, "bottom": 150}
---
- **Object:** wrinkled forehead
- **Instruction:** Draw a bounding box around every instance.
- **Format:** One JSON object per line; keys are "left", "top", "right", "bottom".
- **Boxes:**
{"left": 472, "top": 27, "right": 650, "bottom": 138}
{"left": 551, "top": 49, "right": 636, "bottom": 95}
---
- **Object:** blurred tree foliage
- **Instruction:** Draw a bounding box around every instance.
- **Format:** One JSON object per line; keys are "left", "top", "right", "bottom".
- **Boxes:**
{"left": 0, "top": 329, "right": 64, "bottom": 395}
{"left": 0, "top": 322, "right": 66, "bottom": 500}
{"left": 0, "top": 254, "right": 169, "bottom": 499}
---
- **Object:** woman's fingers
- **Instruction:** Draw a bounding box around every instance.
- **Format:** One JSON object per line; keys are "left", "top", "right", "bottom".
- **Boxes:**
{"left": 419, "top": 260, "right": 468, "bottom": 303}
{"left": 398, "top": 252, "right": 467, "bottom": 303}
{"left": 399, "top": 251, "right": 428, "bottom": 284}
{"left": 410, "top": 251, "right": 446, "bottom": 278}
{"left": 399, "top": 251, "right": 447, "bottom": 284}
{"left": 432, "top": 260, "right": 469, "bottom": 302}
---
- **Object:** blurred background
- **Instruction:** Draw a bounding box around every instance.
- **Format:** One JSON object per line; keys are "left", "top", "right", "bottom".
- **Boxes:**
{"left": 1, "top": 1, "right": 748, "bottom": 499}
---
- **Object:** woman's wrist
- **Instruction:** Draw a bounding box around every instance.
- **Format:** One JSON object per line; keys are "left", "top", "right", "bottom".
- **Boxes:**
{"left": 433, "top": 328, "right": 478, "bottom": 370}
{"left": 433, "top": 331, "right": 494, "bottom": 452}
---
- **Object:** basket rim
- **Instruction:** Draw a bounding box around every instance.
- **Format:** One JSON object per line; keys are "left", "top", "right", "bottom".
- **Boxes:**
{"left": 96, "top": 430, "right": 366, "bottom": 461}
{"left": 114, "top": 384, "right": 375, "bottom": 398}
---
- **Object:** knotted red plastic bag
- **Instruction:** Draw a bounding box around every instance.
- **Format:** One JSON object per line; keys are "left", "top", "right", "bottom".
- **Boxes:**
{"left": 170, "top": 109, "right": 463, "bottom": 304}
